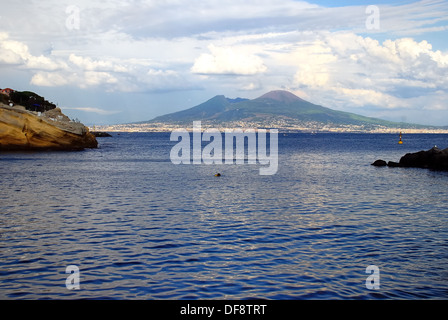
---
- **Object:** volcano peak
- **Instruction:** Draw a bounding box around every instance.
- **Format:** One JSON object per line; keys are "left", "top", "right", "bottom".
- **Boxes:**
{"left": 256, "top": 90, "right": 304, "bottom": 103}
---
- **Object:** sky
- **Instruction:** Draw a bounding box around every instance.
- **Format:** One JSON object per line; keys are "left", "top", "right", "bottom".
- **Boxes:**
{"left": 0, "top": 0, "right": 447, "bottom": 126}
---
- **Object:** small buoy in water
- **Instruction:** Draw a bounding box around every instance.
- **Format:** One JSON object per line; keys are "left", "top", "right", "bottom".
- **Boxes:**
{"left": 398, "top": 132, "right": 403, "bottom": 144}
{"left": 215, "top": 173, "right": 221, "bottom": 177}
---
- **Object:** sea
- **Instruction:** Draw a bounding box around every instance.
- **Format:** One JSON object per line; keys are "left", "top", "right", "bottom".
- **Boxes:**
{"left": 0, "top": 132, "right": 447, "bottom": 300}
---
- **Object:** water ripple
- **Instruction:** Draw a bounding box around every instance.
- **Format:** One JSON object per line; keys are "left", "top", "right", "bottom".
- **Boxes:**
{"left": 1, "top": 133, "right": 448, "bottom": 299}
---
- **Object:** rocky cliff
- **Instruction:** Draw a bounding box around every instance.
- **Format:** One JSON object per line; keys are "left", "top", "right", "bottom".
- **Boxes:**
{"left": 0, "top": 104, "right": 98, "bottom": 150}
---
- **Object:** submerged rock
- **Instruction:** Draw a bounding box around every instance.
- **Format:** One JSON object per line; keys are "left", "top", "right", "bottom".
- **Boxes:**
{"left": 0, "top": 104, "right": 98, "bottom": 151}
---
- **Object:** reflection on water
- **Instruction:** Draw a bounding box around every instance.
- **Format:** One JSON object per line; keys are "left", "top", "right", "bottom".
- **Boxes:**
{"left": 1, "top": 133, "right": 448, "bottom": 299}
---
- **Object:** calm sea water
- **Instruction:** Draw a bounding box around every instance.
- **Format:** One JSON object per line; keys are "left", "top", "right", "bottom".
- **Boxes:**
{"left": 1, "top": 132, "right": 447, "bottom": 300}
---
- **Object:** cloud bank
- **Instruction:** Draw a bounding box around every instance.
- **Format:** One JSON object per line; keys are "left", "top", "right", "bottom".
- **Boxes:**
{"left": 0, "top": 0, "right": 447, "bottom": 125}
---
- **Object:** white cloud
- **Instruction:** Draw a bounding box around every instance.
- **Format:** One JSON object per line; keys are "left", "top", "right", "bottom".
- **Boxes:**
{"left": 334, "top": 88, "right": 404, "bottom": 109}
{"left": 62, "top": 107, "right": 121, "bottom": 115}
{"left": 26, "top": 55, "right": 66, "bottom": 71}
{"left": 68, "top": 54, "right": 129, "bottom": 73}
{"left": 191, "top": 44, "right": 267, "bottom": 75}
{"left": 241, "top": 82, "right": 262, "bottom": 91}
{"left": 264, "top": 31, "right": 448, "bottom": 111}
{"left": 286, "top": 40, "right": 337, "bottom": 88}
{"left": 1, "top": 1, "right": 448, "bottom": 125}
{"left": 0, "top": 32, "right": 65, "bottom": 70}
{"left": 83, "top": 71, "right": 118, "bottom": 87}
{"left": 30, "top": 64, "right": 191, "bottom": 93}
{"left": 0, "top": 32, "right": 28, "bottom": 64}
{"left": 30, "top": 69, "right": 119, "bottom": 89}
{"left": 0, "top": 31, "right": 192, "bottom": 92}
{"left": 30, "top": 72, "right": 71, "bottom": 87}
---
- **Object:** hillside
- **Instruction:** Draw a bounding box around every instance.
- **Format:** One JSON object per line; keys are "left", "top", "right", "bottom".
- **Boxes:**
{"left": 1, "top": 89, "right": 57, "bottom": 112}
{"left": 148, "top": 90, "right": 431, "bottom": 131}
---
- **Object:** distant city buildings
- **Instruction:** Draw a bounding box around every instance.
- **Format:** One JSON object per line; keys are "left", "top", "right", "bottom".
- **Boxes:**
{"left": 93, "top": 120, "right": 448, "bottom": 134}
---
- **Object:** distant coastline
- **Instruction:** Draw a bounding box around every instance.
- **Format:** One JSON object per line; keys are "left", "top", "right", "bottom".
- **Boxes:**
{"left": 93, "top": 122, "right": 448, "bottom": 134}
{"left": 94, "top": 90, "right": 448, "bottom": 134}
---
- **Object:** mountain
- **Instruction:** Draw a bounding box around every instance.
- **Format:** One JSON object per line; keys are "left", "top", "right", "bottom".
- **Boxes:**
{"left": 147, "top": 90, "right": 435, "bottom": 131}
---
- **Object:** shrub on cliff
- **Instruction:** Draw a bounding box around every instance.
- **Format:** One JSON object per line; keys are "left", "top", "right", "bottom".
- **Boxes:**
{"left": 0, "top": 93, "right": 9, "bottom": 105}
{"left": 10, "top": 91, "right": 56, "bottom": 112}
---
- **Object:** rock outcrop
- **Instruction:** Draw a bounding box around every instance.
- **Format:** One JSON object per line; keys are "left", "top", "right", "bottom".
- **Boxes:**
{"left": 371, "top": 159, "right": 387, "bottom": 167}
{"left": 372, "top": 147, "right": 448, "bottom": 171}
{"left": 399, "top": 147, "right": 448, "bottom": 170}
{"left": 0, "top": 104, "right": 98, "bottom": 150}
{"left": 91, "top": 131, "right": 112, "bottom": 137}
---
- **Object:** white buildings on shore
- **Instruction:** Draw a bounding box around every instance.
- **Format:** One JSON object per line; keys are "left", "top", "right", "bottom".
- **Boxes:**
{"left": 93, "top": 120, "right": 448, "bottom": 134}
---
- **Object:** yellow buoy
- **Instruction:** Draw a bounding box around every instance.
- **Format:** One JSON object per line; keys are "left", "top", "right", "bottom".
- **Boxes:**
{"left": 215, "top": 173, "right": 221, "bottom": 177}
{"left": 398, "top": 132, "right": 403, "bottom": 144}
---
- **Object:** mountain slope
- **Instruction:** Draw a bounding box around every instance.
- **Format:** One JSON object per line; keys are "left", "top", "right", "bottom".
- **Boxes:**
{"left": 149, "top": 90, "right": 429, "bottom": 129}
{"left": 151, "top": 95, "right": 230, "bottom": 123}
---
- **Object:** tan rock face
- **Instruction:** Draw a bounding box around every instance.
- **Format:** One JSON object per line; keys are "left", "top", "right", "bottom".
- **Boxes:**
{"left": 0, "top": 105, "right": 98, "bottom": 150}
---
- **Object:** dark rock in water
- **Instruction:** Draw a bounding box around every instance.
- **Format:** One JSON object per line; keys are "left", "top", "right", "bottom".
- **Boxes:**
{"left": 399, "top": 147, "right": 448, "bottom": 170}
{"left": 387, "top": 161, "right": 401, "bottom": 167}
{"left": 371, "top": 159, "right": 387, "bottom": 166}
{"left": 372, "top": 147, "right": 448, "bottom": 170}
{"left": 92, "top": 131, "right": 112, "bottom": 137}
